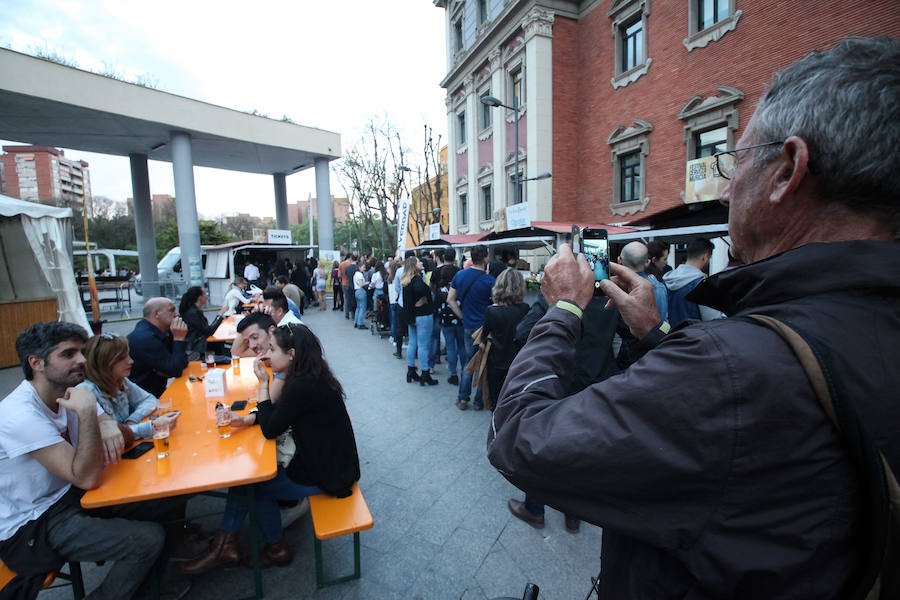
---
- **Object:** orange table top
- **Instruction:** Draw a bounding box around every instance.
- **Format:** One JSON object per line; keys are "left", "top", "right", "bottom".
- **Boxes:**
{"left": 208, "top": 314, "right": 242, "bottom": 342}
{"left": 81, "top": 358, "right": 276, "bottom": 508}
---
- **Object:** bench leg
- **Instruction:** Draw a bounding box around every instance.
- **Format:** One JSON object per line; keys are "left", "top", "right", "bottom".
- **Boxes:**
{"left": 314, "top": 532, "right": 361, "bottom": 589}
{"left": 69, "top": 561, "right": 84, "bottom": 600}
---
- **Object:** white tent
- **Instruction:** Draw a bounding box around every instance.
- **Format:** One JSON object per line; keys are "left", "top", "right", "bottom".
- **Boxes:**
{"left": 0, "top": 194, "right": 90, "bottom": 332}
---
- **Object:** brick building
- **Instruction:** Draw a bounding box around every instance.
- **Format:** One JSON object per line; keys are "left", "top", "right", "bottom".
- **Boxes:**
{"left": 0, "top": 145, "right": 91, "bottom": 207}
{"left": 436, "top": 0, "right": 900, "bottom": 233}
{"left": 289, "top": 195, "right": 351, "bottom": 226}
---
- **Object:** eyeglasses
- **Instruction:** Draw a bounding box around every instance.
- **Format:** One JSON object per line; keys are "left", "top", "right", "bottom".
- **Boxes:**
{"left": 713, "top": 140, "right": 785, "bottom": 180}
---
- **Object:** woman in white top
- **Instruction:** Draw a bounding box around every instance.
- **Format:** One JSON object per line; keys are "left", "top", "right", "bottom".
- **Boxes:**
{"left": 387, "top": 259, "right": 402, "bottom": 357}
{"left": 352, "top": 261, "right": 367, "bottom": 329}
{"left": 312, "top": 262, "right": 328, "bottom": 311}
{"left": 223, "top": 276, "right": 250, "bottom": 315}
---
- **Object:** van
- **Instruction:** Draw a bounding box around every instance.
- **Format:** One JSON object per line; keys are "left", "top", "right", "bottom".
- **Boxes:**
{"left": 133, "top": 246, "right": 210, "bottom": 296}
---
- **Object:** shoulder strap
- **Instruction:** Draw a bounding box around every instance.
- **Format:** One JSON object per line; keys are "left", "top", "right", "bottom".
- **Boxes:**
{"left": 457, "top": 269, "right": 487, "bottom": 305}
{"left": 748, "top": 314, "right": 900, "bottom": 600}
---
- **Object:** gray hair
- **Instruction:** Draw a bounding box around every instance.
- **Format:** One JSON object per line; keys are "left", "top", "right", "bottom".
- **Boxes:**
{"left": 751, "top": 36, "right": 900, "bottom": 236}
{"left": 619, "top": 242, "right": 648, "bottom": 271}
{"left": 143, "top": 297, "right": 172, "bottom": 318}
{"left": 492, "top": 268, "right": 525, "bottom": 306}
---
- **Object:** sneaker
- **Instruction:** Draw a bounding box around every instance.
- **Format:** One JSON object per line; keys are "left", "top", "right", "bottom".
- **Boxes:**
{"left": 447, "top": 375, "right": 459, "bottom": 385}
{"left": 455, "top": 400, "right": 469, "bottom": 411}
{"left": 279, "top": 497, "right": 310, "bottom": 529}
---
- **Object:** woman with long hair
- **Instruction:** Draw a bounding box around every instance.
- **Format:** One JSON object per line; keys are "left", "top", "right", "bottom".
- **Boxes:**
{"left": 479, "top": 269, "right": 529, "bottom": 410}
{"left": 352, "top": 259, "right": 368, "bottom": 329}
{"left": 401, "top": 256, "right": 438, "bottom": 386}
{"left": 313, "top": 261, "right": 329, "bottom": 311}
{"left": 331, "top": 260, "right": 342, "bottom": 311}
{"left": 179, "top": 286, "right": 228, "bottom": 357}
{"left": 78, "top": 334, "right": 180, "bottom": 440}
{"left": 223, "top": 276, "right": 250, "bottom": 315}
{"left": 388, "top": 258, "right": 403, "bottom": 358}
{"left": 181, "top": 324, "right": 360, "bottom": 572}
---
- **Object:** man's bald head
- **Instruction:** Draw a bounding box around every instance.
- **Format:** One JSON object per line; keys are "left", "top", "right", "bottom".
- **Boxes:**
{"left": 619, "top": 242, "right": 649, "bottom": 271}
{"left": 143, "top": 297, "right": 177, "bottom": 332}
{"left": 143, "top": 297, "right": 171, "bottom": 318}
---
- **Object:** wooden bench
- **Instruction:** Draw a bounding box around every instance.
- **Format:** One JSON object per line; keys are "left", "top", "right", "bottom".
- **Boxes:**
{"left": 0, "top": 559, "right": 84, "bottom": 598}
{"left": 307, "top": 482, "right": 373, "bottom": 588}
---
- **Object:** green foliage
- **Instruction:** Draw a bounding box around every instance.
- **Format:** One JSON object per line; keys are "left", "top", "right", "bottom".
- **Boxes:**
{"left": 155, "top": 220, "right": 235, "bottom": 259}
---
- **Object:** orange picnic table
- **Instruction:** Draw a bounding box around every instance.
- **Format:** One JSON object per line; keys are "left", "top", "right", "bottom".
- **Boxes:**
{"left": 208, "top": 314, "right": 243, "bottom": 343}
{"left": 81, "top": 358, "right": 276, "bottom": 598}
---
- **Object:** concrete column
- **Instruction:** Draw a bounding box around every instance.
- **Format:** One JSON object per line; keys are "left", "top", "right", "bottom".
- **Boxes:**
{"left": 524, "top": 8, "right": 554, "bottom": 222}
{"left": 314, "top": 158, "right": 334, "bottom": 253}
{"left": 273, "top": 173, "right": 289, "bottom": 231}
{"left": 490, "top": 50, "right": 505, "bottom": 215}
{"left": 129, "top": 153, "right": 160, "bottom": 298}
{"left": 445, "top": 95, "right": 458, "bottom": 233}
{"left": 465, "top": 76, "right": 479, "bottom": 231}
{"left": 170, "top": 131, "right": 203, "bottom": 290}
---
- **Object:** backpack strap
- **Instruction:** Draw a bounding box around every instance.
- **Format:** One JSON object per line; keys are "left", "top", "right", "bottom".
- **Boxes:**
{"left": 747, "top": 314, "right": 900, "bottom": 600}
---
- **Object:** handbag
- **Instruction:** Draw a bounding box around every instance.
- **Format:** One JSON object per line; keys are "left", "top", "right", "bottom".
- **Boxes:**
{"left": 276, "top": 429, "right": 296, "bottom": 468}
{"left": 748, "top": 314, "right": 900, "bottom": 600}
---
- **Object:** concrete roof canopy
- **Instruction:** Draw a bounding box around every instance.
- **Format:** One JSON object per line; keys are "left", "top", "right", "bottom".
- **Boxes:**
{"left": 0, "top": 47, "right": 341, "bottom": 175}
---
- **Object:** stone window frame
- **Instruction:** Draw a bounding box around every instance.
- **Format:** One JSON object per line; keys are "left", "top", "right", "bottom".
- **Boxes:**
{"left": 678, "top": 86, "right": 744, "bottom": 161}
{"left": 608, "top": 0, "right": 652, "bottom": 90}
{"left": 478, "top": 83, "right": 493, "bottom": 136}
{"left": 457, "top": 108, "right": 468, "bottom": 149}
{"left": 457, "top": 176, "right": 469, "bottom": 230}
{"left": 683, "top": 0, "right": 742, "bottom": 52}
{"left": 505, "top": 161, "right": 526, "bottom": 206}
{"left": 480, "top": 179, "right": 493, "bottom": 223}
{"left": 607, "top": 119, "right": 652, "bottom": 216}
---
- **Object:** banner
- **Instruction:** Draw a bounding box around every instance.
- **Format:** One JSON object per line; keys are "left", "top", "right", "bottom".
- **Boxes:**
{"left": 506, "top": 202, "right": 530, "bottom": 230}
{"left": 267, "top": 229, "right": 291, "bottom": 244}
{"left": 684, "top": 156, "right": 728, "bottom": 204}
{"left": 396, "top": 199, "right": 410, "bottom": 256}
{"left": 428, "top": 223, "right": 441, "bottom": 241}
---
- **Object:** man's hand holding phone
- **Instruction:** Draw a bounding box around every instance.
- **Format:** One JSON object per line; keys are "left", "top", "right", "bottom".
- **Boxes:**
{"left": 541, "top": 243, "right": 594, "bottom": 310}
{"left": 599, "top": 263, "right": 661, "bottom": 339}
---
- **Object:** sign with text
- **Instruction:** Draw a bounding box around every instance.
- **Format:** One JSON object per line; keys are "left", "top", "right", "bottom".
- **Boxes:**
{"left": 428, "top": 223, "right": 441, "bottom": 241}
{"left": 506, "top": 202, "right": 531, "bottom": 230}
{"left": 684, "top": 156, "right": 728, "bottom": 204}
{"left": 397, "top": 199, "right": 411, "bottom": 256}
{"left": 251, "top": 228, "right": 267, "bottom": 244}
{"left": 267, "top": 229, "right": 291, "bottom": 244}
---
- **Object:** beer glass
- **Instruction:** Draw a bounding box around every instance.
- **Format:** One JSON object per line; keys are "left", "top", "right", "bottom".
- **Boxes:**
{"left": 152, "top": 418, "right": 170, "bottom": 459}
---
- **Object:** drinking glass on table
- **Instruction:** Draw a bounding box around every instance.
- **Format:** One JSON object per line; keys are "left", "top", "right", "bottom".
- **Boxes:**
{"left": 215, "top": 403, "right": 232, "bottom": 438}
{"left": 246, "top": 383, "right": 258, "bottom": 410}
{"left": 157, "top": 396, "right": 173, "bottom": 416}
{"left": 152, "top": 417, "right": 170, "bottom": 459}
{"left": 206, "top": 352, "right": 216, "bottom": 370}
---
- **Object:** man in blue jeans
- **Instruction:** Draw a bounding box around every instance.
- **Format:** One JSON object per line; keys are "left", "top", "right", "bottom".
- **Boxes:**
{"left": 446, "top": 245, "right": 495, "bottom": 410}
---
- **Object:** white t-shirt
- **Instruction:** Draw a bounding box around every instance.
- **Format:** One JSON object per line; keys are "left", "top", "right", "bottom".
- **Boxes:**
{"left": 243, "top": 263, "right": 260, "bottom": 281}
{"left": 371, "top": 271, "right": 384, "bottom": 292}
{"left": 353, "top": 270, "right": 366, "bottom": 291}
{"left": 224, "top": 287, "right": 247, "bottom": 315}
{"left": 0, "top": 381, "right": 101, "bottom": 541}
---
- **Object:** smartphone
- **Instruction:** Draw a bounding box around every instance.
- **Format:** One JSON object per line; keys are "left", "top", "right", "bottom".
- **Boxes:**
{"left": 230, "top": 400, "right": 248, "bottom": 411}
{"left": 122, "top": 441, "right": 154, "bottom": 460}
{"left": 571, "top": 224, "right": 581, "bottom": 255}
{"left": 581, "top": 227, "right": 610, "bottom": 295}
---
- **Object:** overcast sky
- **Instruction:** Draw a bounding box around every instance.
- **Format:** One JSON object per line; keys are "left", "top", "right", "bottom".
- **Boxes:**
{"left": 0, "top": 0, "right": 448, "bottom": 219}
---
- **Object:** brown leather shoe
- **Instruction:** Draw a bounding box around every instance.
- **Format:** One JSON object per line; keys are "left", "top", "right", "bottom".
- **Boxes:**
{"left": 565, "top": 517, "right": 581, "bottom": 533}
{"left": 244, "top": 537, "right": 293, "bottom": 568}
{"left": 507, "top": 499, "right": 544, "bottom": 528}
{"left": 179, "top": 531, "right": 239, "bottom": 575}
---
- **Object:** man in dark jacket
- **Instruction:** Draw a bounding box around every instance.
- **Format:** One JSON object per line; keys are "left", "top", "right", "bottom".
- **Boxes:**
{"left": 127, "top": 297, "right": 188, "bottom": 397}
{"left": 488, "top": 36, "right": 900, "bottom": 599}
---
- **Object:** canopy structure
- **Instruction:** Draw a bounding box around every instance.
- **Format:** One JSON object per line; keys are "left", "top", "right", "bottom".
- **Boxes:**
{"left": 0, "top": 47, "right": 342, "bottom": 298}
{"left": 0, "top": 194, "right": 90, "bottom": 365}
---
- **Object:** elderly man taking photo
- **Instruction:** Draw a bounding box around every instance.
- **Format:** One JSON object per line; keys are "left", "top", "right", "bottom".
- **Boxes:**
{"left": 488, "top": 36, "right": 899, "bottom": 599}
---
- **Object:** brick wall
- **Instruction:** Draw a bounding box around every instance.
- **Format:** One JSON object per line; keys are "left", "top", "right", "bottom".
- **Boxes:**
{"left": 552, "top": 0, "right": 900, "bottom": 222}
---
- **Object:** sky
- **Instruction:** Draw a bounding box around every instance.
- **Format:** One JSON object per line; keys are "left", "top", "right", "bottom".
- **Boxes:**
{"left": 0, "top": 0, "right": 449, "bottom": 219}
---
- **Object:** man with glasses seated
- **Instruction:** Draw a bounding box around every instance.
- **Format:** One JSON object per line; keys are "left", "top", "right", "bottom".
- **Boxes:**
{"left": 488, "top": 37, "right": 900, "bottom": 598}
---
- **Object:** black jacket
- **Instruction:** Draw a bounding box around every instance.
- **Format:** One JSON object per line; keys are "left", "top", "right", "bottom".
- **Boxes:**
{"left": 256, "top": 376, "right": 360, "bottom": 497}
{"left": 181, "top": 305, "right": 223, "bottom": 355}
{"left": 127, "top": 319, "right": 188, "bottom": 398}
{"left": 488, "top": 241, "right": 900, "bottom": 599}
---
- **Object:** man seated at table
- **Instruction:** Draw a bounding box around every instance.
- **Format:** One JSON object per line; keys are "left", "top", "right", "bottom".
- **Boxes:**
{"left": 260, "top": 287, "right": 303, "bottom": 327}
{"left": 0, "top": 322, "right": 165, "bottom": 600}
{"left": 231, "top": 313, "right": 285, "bottom": 402}
{"left": 127, "top": 297, "right": 189, "bottom": 398}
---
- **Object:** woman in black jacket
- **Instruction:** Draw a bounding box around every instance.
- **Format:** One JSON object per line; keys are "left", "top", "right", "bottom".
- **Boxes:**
{"left": 480, "top": 269, "right": 529, "bottom": 410}
{"left": 178, "top": 286, "right": 227, "bottom": 357}
{"left": 181, "top": 324, "right": 360, "bottom": 572}
{"left": 401, "top": 256, "right": 438, "bottom": 386}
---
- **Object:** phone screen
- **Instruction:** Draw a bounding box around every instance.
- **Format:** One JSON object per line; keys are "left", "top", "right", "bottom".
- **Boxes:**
{"left": 122, "top": 441, "right": 154, "bottom": 460}
{"left": 582, "top": 228, "right": 610, "bottom": 294}
{"left": 230, "top": 400, "right": 248, "bottom": 411}
{"left": 571, "top": 225, "right": 581, "bottom": 255}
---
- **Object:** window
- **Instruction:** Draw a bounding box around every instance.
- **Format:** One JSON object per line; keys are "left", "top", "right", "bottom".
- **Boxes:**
{"left": 510, "top": 67, "right": 523, "bottom": 109}
{"left": 508, "top": 171, "right": 524, "bottom": 205}
{"left": 481, "top": 89, "right": 492, "bottom": 130}
{"left": 453, "top": 19, "right": 463, "bottom": 53}
{"left": 621, "top": 17, "right": 643, "bottom": 72}
{"left": 478, "top": 0, "right": 488, "bottom": 25}
{"left": 607, "top": 119, "right": 652, "bottom": 215}
{"left": 619, "top": 152, "right": 641, "bottom": 203}
{"left": 678, "top": 87, "right": 744, "bottom": 161}
{"left": 457, "top": 110, "right": 467, "bottom": 146}
{"left": 459, "top": 192, "right": 468, "bottom": 225}
{"left": 684, "top": 0, "right": 741, "bottom": 52}
{"left": 608, "top": 0, "right": 651, "bottom": 88}
{"left": 697, "top": 0, "right": 728, "bottom": 30}
{"left": 694, "top": 127, "right": 728, "bottom": 158}
{"left": 481, "top": 183, "right": 493, "bottom": 221}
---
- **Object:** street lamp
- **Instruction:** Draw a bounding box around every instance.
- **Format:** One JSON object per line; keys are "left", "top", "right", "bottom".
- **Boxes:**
{"left": 480, "top": 95, "right": 553, "bottom": 206}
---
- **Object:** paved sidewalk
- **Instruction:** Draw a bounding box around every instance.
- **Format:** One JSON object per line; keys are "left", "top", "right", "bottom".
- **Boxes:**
{"left": 23, "top": 305, "right": 604, "bottom": 600}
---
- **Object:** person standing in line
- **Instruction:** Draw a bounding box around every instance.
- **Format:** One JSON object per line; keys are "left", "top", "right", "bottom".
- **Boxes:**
{"left": 312, "top": 261, "right": 328, "bottom": 311}
{"left": 435, "top": 249, "right": 463, "bottom": 385}
{"left": 479, "top": 269, "right": 530, "bottom": 410}
{"left": 446, "top": 245, "right": 495, "bottom": 410}
{"left": 331, "top": 260, "right": 343, "bottom": 311}
{"left": 401, "top": 256, "right": 438, "bottom": 386}
{"left": 343, "top": 255, "right": 358, "bottom": 321}
{"left": 387, "top": 259, "right": 403, "bottom": 358}
{"left": 352, "top": 259, "right": 367, "bottom": 329}
{"left": 645, "top": 241, "right": 672, "bottom": 281}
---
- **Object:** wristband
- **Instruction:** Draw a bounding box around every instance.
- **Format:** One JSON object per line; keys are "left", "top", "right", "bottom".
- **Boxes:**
{"left": 556, "top": 300, "right": 584, "bottom": 320}
{"left": 658, "top": 320, "right": 671, "bottom": 334}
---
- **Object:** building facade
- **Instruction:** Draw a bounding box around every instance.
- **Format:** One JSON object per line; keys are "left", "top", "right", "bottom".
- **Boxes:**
{"left": 289, "top": 195, "right": 350, "bottom": 226}
{"left": 408, "top": 145, "right": 450, "bottom": 247}
{"left": 1, "top": 145, "right": 91, "bottom": 207}
{"left": 436, "top": 0, "right": 900, "bottom": 232}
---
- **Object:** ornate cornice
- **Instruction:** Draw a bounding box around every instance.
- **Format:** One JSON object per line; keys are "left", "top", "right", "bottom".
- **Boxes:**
{"left": 522, "top": 7, "right": 554, "bottom": 41}
{"left": 488, "top": 48, "right": 502, "bottom": 71}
